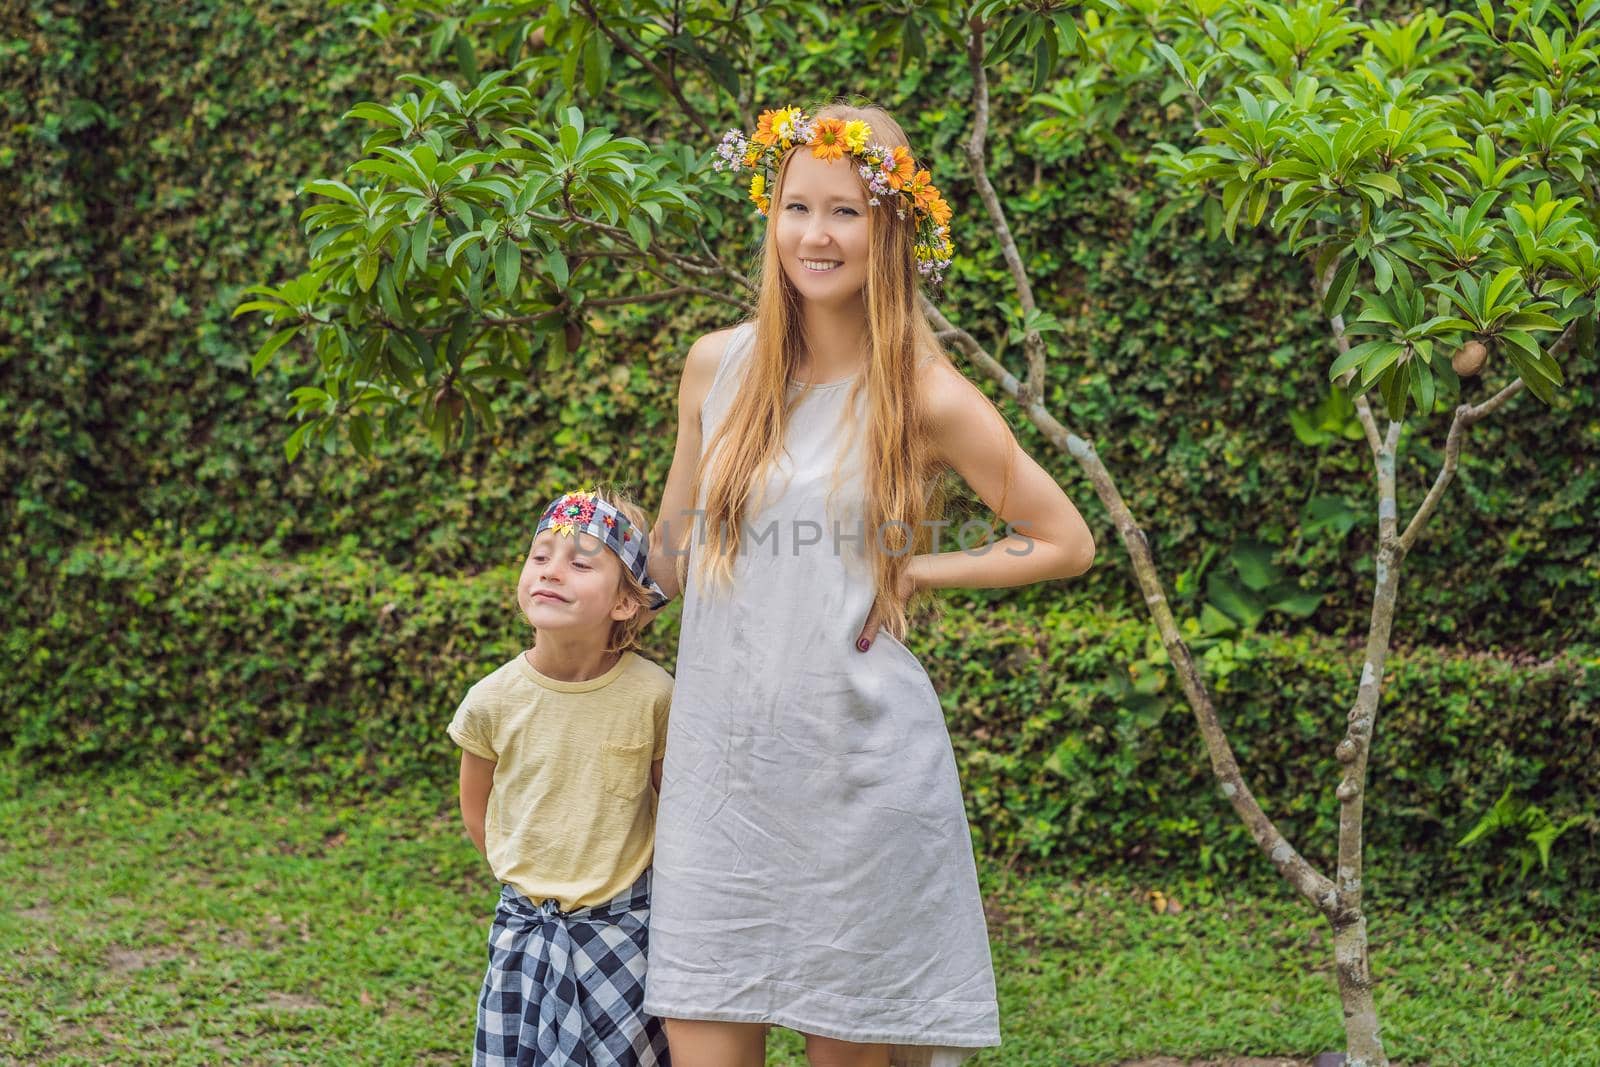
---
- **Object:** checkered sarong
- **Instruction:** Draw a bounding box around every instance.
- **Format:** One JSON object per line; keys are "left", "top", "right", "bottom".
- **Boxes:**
{"left": 474, "top": 867, "right": 670, "bottom": 1066}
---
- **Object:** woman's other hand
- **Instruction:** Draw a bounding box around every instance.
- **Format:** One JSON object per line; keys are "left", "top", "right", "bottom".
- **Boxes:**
{"left": 853, "top": 558, "right": 922, "bottom": 652}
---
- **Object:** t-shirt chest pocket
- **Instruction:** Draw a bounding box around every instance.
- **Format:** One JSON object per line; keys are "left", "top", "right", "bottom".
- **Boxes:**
{"left": 599, "top": 738, "right": 652, "bottom": 801}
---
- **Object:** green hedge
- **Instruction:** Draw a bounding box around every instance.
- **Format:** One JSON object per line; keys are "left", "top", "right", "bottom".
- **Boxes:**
{"left": 3, "top": 0, "right": 1597, "bottom": 655}
{"left": 9, "top": 539, "right": 1595, "bottom": 902}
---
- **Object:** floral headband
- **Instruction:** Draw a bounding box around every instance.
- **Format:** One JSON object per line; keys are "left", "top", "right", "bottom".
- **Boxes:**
{"left": 535, "top": 488, "right": 670, "bottom": 610}
{"left": 713, "top": 107, "right": 955, "bottom": 287}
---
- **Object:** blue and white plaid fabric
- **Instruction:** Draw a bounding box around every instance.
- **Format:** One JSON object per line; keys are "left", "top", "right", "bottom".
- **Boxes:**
{"left": 474, "top": 867, "right": 670, "bottom": 1066}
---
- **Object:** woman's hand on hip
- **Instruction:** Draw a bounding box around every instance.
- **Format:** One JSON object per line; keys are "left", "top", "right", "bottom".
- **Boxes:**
{"left": 854, "top": 559, "right": 923, "bottom": 652}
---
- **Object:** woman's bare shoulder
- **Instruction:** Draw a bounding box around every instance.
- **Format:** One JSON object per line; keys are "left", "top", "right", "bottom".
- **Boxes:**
{"left": 914, "top": 347, "right": 980, "bottom": 423}
{"left": 682, "top": 323, "right": 747, "bottom": 381}
{"left": 677, "top": 323, "right": 750, "bottom": 420}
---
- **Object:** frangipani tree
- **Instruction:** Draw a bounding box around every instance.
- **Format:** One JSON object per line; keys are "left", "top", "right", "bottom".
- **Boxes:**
{"left": 1083, "top": 3, "right": 1597, "bottom": 1061}
{"left": 237, "top": 2, "right": 1597, "bottom": 1063}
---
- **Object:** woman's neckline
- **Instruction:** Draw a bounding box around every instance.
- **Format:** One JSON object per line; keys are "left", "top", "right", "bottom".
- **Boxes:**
{"left": 787, "top": 367, "right": 862, "bottom": 390}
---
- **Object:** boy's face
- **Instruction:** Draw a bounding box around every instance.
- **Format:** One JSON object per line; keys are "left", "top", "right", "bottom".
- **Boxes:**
{"left": 518, "top": 529, "right": 638, "bottom": 637}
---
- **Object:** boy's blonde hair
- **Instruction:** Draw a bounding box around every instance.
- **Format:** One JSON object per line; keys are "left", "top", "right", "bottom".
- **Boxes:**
{"left": 587, "top": 484, "right": 658, "bottom": 656}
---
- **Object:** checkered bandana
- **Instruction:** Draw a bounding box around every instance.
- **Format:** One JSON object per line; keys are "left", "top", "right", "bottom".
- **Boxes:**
{"left": 474, "top": 867, "right": 670, "bottom": 1066}
{"left": 535, "top": 488, "right": 670, "bottom": 610}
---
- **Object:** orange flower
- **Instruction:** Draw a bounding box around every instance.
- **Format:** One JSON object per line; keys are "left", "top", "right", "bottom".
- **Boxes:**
{"left": 926, "top": 191, "right": 952, "bottom": 227}
{"left": 882, "top": 146, "right": 916, "bottom": 190}
{"left": 809, "top": 118, "right": 849, "bottom": 162}
{"left": 904, "top": 169, "right": 936, "bottom": 210}
{"left": 753, "top": 109, "right": 783, "bottom": 147}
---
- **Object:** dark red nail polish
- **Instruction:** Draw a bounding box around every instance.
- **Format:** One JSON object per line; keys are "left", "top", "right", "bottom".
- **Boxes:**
{"left": 857, "top": 638, "right": 870, "bottom": 652}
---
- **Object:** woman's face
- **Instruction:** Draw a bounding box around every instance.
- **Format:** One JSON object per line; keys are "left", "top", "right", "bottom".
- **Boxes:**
{"left": 774, "top": 150, "right": 871, "bottom": 305}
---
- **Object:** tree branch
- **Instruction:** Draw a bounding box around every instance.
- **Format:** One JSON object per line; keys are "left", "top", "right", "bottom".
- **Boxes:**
{"left": 576, "top": 0, "right": 713, "bottom": 138}
{"left": 1312, "top": 254, "right": 1386, "bottom": 457}
{"left": 1306, "top": 249, "right": 1407, "bottom": 924}
{"left": 586, "top": 283, "right": 740, "bottom": 308}
{"left": 1397, "top": 318, "right": 1580, "bottom": 553}
{"left": 964, "top": 14, "right": 1049, "bottom": 409}
{"left": 527, "top": 209, "right": 751, "bottom": 291}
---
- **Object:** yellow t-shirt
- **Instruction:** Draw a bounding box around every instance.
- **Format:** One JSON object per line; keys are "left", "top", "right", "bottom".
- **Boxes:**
{"left": 448, "top": 649, "right": 674, "bottom": 911}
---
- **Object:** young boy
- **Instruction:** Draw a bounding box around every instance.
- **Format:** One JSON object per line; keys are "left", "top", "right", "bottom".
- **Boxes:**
{"left": 449, "top": 485, "right": 675, "bottom": 1066}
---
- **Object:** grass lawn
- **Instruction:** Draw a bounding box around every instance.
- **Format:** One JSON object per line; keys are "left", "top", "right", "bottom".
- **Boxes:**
{"left": 2, "top": 764, "right": 1595, "bottom": 1065}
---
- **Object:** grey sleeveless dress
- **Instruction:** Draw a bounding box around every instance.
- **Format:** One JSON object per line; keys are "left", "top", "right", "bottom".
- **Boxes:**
{"left": 643, "top": 321, "right": 1001, "bottom": 1065}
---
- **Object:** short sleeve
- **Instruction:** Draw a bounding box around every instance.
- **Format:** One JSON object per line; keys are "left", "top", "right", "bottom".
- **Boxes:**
{"left": 651, "top": 678, "right": 673, "bottom": 761}
{"left": 448, "top": 688, "right": 497, "bottom": 762}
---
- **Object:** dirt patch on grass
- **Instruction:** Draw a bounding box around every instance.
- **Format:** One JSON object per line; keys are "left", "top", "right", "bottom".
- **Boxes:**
{"left": 1117, "top": 1060, "right": 1308, "bottom": 1067}
{"left": 105, "top": 945, "right": 183, "bottom": 973}
{"left": 14, "top": 904, "right": 53, "bottom": 923}
{"left": 263, "top": 991, "right": 324, "bottom": 1013}
{"left": 1115, "top": 1060, "right": 1415, "bottom": 1067}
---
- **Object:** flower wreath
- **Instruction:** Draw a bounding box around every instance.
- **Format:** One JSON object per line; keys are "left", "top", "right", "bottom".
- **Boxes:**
{"left": 713, "top": 107, "right": 955, "bottom": 287}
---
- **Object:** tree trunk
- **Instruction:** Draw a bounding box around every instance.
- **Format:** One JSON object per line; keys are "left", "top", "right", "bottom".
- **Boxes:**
{"left": 1331, "top": 912, "right": 1386, "bottom": 1066}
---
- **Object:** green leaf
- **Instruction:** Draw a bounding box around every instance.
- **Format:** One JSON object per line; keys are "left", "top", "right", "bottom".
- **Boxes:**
{"left": 701, "top": 48, "right": 740, "bottom": 97}
{"left": 1485, "top": 265, "right": 1523, "bottom": 311}
{"left": 250, "top": 327, "right": 300, "bottom": 376}
{"left": 1207, "top": 574, "right": 1265, "bottom": 629}
{"left": 1324, "top": 257, "right": 1359, "bottom": 319}
{"left": 230, "top": 300, "right": 286, "bottom": 319}
{"left": 1355, "top": 172, "right": 1402, "bottom": 198}
{"left": 494, "top": 240, "right": 520, "bottom": 299}
{"left": 1272, "top": 592, "right": 1324, "bottom": 618}
{"left": 1031, "top": 37, "right": 1052, "bottom": 93}
{"left": 1330, "top": 339, "right": 1393, "bottom": 380}
{"left": 1230, "top": 543, "right": 1278, "bottom": 592}
{"left": 1288, "top": 409, "right": 1325, "bottom": 446}
{"left": 1199, "top": 603, "right": 1239, "bottom": 636}
{"left": 446, "top": 316, "right": 472, "bottom": 369}
{"left": 284, "top": 421, "right": 314, "bottom": 463}
{"left": 1505, "top": 349, "right": 1557, "bottom": 403}
{"left": 1360, "top": 343, "right": 1405, "bottom": 387}
{"left": 300, "top": 179, "right": 365, "bottom": 207}
{"left": 1380, "top": 357, "right": 1410, "bottom": 419}
{"left": 583, "top": 31, "right": 604, "bottom": 100}
{"left": 1371, "top": 251, "right": 1393, "bottom": 294}
{"left": 1408, "top": 358, "right": 1436, "bottom": 414}
{"left": 545, "top": 250, "right": 569, "bottom": 289}
{"left": 453, "top": 34, "right": 477, "bottom": 83}
{"left": 1152, "top": 42, "right": 1185, "bottom": 81}
{"left": 1502, "top": 311, "right": 1561, "bottom": 331}
{"left": 625, "top": 214, "right": 651, "bottom": 252}
{"left": 1304, "top": 495, "right": 1360, "bottom": 539}
{"left": 355, "top": 251, "right": 380, "bottom": 293}
{"left": 409, "top": 217, "right": 431, "bottom": 271}
{"left": 349, "top": 413, "right": 373, "bottom": 457}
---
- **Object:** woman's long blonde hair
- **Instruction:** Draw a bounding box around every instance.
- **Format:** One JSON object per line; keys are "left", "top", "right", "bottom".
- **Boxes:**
{"left": 688, "top": 98, "right": 1014, "bottom": 640}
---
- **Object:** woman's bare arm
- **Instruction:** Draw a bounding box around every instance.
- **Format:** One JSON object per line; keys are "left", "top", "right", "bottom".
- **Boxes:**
{"left": 853, "top": 361, "right": 1095, "bottom": 649}
{"left": 915, "top": 361, "right": 1095, "bottom": 589}
{"left": 644, "top": 329, "right": 735, "bottom": 606}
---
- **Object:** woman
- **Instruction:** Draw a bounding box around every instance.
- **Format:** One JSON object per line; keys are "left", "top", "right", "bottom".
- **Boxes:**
{"left": 642, "top": 100, "right": 1095, "bottom": 1067}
